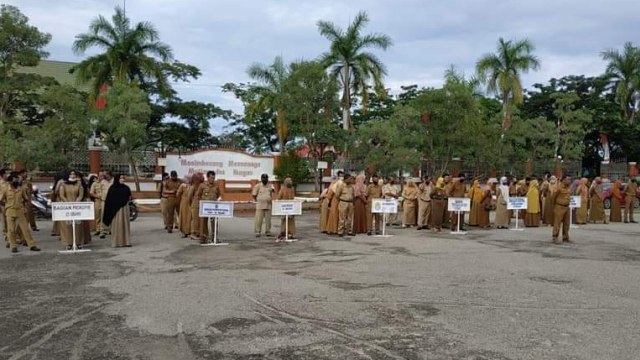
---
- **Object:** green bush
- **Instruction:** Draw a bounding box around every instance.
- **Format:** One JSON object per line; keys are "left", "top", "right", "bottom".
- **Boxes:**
{"left": 274, "top": 152, "right": 311, "bottom": 185}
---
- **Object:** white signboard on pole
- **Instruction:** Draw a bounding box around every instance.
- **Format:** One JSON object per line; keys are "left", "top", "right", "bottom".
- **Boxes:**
{"left": 569, "top": 196, "right": 581, "bottom": 208}
{"left": 447, "top": 198, "right": 471, "bottom": 212}
{"left": 199, "top": 201, "right": 234, "bottom": 218}
{"left": 52, "top": 202, "right": 95, "bottom": 221}
{"left": 507, "top": 197, "right": 528, "bottom": 210}
{"left": 372, "top": 198, "right": 398, "bottom": 214}
{"left": 272, "top": 200, "right": 303, "bottom": 216}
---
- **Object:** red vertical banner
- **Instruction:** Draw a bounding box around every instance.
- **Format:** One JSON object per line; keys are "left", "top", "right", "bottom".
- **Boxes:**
{"left": 95, "top": 83, "right": 108, "bottom": 109}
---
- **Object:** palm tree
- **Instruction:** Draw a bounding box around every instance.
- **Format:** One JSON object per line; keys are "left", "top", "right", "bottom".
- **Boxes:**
{"left": 247, "top": 56, "right": 291, "bottom": 151}
{"left": 476, "top": 38, "right": 540, "bottom": 129}
{"left": 601, "top": 42, "right": 640, "bottom": 124}
{"left": 317, "top": 11, "right": 392, "bottom": 131}
{"left": 71, "top": 6, "right": 173, "bottom": 102}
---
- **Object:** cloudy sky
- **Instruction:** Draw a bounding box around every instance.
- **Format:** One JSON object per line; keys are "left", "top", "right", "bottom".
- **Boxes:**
{"left": 7, "top": 0, "right": 640, "bottom": 133}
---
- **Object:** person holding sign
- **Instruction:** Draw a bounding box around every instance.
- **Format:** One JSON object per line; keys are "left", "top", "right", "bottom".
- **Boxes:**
{"left": 429, "top": 177, "right": 446, "bottom": 232}
{"left": 252, "top": 173, "right": 274, "bottom": 237}
{"left": 58, "top": 170, "right": 86, "bottom": 250}
{"left": 551, "top": 175, "right": 572, "bottom": 244}
{"left": 276, "top": 178, "right": 296, "bottom": 240}
{"left": 624, "top": 178, "right": 637, "bottom": 223}
{"left": 197, "top": 171, "right": 221, "bottom": 243}
{"left": 366, "top": 175, "right": 383, "bottom": 235}
{"left": 336, "top": 174, "right": 355, "bottom": 237}
{"left": 103, "top": 174, "right": 132, "bottom": 247}
{"left": 0, "top": 174, "right": 40, "bottom": 253}
{"left": 525, "top": 179, "right": 541, "bottom": 227}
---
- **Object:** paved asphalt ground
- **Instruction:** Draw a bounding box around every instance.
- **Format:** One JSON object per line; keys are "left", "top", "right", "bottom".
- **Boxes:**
{"left": 1, "top": 211, "right": 639, "bottom": 360}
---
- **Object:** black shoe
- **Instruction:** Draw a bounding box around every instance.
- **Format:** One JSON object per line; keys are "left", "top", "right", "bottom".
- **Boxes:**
{"left": 11, "top": 247, "right": 17, "bottom": 253}
{"left": 631, "top": 221, "right": 638, "bottom": 223}
{"left": 66, "top": 245, "right": 73, "bottom": 250}
{"left": 30, "top": 246, "right": 40, "bottom": 252}
{"left": 22, "top": 243, "right": 29, "bottom": 247}
{"left": 100, "top": 234, "right": 106, "bottom": 239}
{"left": 338, "top": 233, "right": 344, "bottom": 237}
{"left": 124, "top": 244, "right": 132, "bottom": 247}
{"left": 94, "top": 231, "right": 101, "bottom": 236}
{"left": 5, "top": 243, "right": 9, "bottom": 249}
{"left": 32, "top": 228, "right": 40, "bottom": 232}
{"left": 77, "top": 245, "right": 83, "bottom": 250}
{"left": 367, "top": 232, "right": 372, "bottom": 236}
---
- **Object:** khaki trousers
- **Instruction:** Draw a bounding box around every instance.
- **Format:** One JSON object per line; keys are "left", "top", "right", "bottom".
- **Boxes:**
{"left": 162, "top": 197, "right": 178, "bottom": 229}
{"left": 624, "top": 197, "right": 635, "bottom": 222}
{"left": 6, "top": 214, "right": 35, "bottom": 249}
{"left": 552, "top": 205, "right": 570, "bottom": 241}
{"left": 254, "top": 208, "right": 272, "bottom": 235}
{"left": 366, "top": 205, "right": 382, "bottom": 233}
{"left": 94, "top": 200, "right": 104, "bottom": 233}
{"left": 200, "top": 217, "right": 219, "bottom": 240}
{"left": 338, "top": 201, "right": 354, "bottom": 235}
{"left": 418, "top": 200, "right": 432, "bottom": 227}
{"left": 190, "top": 207, "right": 200, "bottom": 236}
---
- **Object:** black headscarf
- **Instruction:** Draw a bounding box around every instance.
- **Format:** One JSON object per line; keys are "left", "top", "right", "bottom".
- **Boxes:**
{"left": 103, "top": 174, "right": 132, "bottom": 227}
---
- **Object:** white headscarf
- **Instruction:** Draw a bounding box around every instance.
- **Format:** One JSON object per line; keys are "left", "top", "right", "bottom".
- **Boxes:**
{"left": 500, "top": 176, "right": 509, "bottom": 201}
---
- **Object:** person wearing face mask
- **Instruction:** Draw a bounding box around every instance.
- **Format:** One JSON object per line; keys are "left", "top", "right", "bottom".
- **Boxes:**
{"left": 429, "top": 177, "right": 447, "bottom": 232}
{"left": 551, "top": 175, "right": 573, "bottom": 244}
{"left": 197, "top": 171, "right": 221, "bottom": 243}
{"left": 365, "top": 175, "right": 383, "bottom": 235}
{"left": 162, "top": 170, "right": 183, "bottom": 233}
{"left": 0, "top": 174, "right": 41, "bottom": 253}
{"left": 187, "top": 172, "right": 204, "bottom": 240}
{"left": 276, "top": 177, "right": 296, "bottom": 240}
{"left": 252, "top": 173, "right": 274, "bottom": 237}
{"left": 589, "top": 177, "right": 607, "bottom": 224}
{"left": 336, "top": 174, "right": 355, "bottom": 237}
{"left": 57, "top": 170, "right": 86, "bottom": 250}
{"left": 103, "top": 174, "right": 133, "bottom": 247}
{"left": 383, "top": 176, "right": 399, "bottom": 226}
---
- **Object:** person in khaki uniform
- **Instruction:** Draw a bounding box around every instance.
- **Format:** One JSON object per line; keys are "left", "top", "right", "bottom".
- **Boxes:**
{"left": 417, "top": 176, "right": 432, "bottom": 230}
{"left": 252, "top": 174, "right": 274, "bottom": 237}
{"left": 336, "top": 174, "right": 355, "bottom": 237}
{"left": 624, "top": 178, "right": 638, "bottom": 223}
{"left": 196, "top": 171, "right": 221, "bottom": 243}
{"left": 98, "top": 171, "right": 114, "bottom": 238}
{"left": 0, "top": 174, "right": 40, "bottom": 253}
{"left": 162, "top": 170, "right": 183, "bottom": 233}
{"left": 365, "top": 175, "right": 383, "bottom": 235}
{"left": 17, "top": 170, "right": 38, "bottom": 231}
{"left": 187, "top": 173, "right": 204, "bottom": 240}
{"left": 90, "top": 173, "right": 106, "bottom": 236}
{"left": 382, "top": 177, "right": 399, "bottom": 226}
{"left": 276, "top": 177, "right": 296, "bottom": 241}
{"left": 0, "top": 169, "right": 10, "bottom": 243}
{"left": 551, "top": 175, "right": 572, "bottom": 244}
{"left": 448, "top": 175, "right": 466, "bottom": 231}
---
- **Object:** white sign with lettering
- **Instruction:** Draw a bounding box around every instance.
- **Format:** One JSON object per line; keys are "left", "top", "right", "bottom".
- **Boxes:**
{"left": 507, "top": 197, "right": 528, "bottom": 210}
{"left": 199, "top": 201, "right": 234, "bottom": 218}
{"left": 448, "top": 198, "right": 471, "bottom": 212}
{"left": 272, "top": 200, "right": 303, "bottom": 216}
{"left": 166, "top": 149, "right": 274, "bottom": 180}
{"left": 372, "top": 198, "right": 398, "bottom": 214}
{"left": 52, "top": 202, "right": 95, "bottom": 221}
{"left": 570, "top": 196, "right": 581, "bottom": 208}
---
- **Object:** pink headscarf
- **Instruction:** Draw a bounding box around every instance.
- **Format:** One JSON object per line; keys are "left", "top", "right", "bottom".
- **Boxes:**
{"left": 354, "top": 174, "right": 366, "bottom": 197}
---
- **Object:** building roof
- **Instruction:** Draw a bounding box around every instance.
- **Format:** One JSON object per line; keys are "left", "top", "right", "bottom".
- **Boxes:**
{"left": 17, "top": 60, "right": 89, "bottom": 91}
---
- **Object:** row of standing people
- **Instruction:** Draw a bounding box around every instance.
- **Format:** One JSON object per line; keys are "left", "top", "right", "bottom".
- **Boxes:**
{"left": 0, "top": 169, "right": 41, "bottom": 252}
{"left": 162, "top": 171, "right": 298, "bottom": 242}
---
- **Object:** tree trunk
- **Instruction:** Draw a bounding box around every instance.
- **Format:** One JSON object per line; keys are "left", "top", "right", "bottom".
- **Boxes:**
{"left": 342, "top": 64, "right": 350, "bottom": 131}
{"left": 127, "top": 151, "right": 141, "bottom": 192}
{"left": 501, "top": 91, "right": 510, "bottom": 130}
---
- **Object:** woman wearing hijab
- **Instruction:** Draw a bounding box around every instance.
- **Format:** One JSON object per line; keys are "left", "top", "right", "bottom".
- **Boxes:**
{"left": 50, "top": 170, "right": 68, "bottom": 237}
{"left": 429, "top": 178, "right": 446, "bottom": 232}
{"left": 88, "top": 175, "right": 98, "bottom": 233}
{"left": 610, "top": 179, "right": 623, "bottom": 222}
{"left": 276, "top": 178, "right": 296, "bottom": 240}
{"left": 187, "top": 173, "right": 204, "bottom": 240}
{"left": 352, "top": 174, "right": 368, "bottom": 233}
{"left": 176, "top": 175, "right": 192, "bottom": 238}
{"left": 589, "top": 177, "right": 607, "bottom": 224}
{"left": 57, "top": 170, "right": 86, "bottom": 250}
{"left": 401, "top": 179, "right": 418, "bottom": 227}
{"left": 103, "top": 174, "right": 132, "bottom": 247}
{"left": 575, "top": 178, "right": 589, "bottom": 224}
{"left": 468, "top": 180, "right": 484, "bottom": 226}
{"left": 319, "top": 186, "right": 330, "bottom": 233}
{"left": 524, "top": 179, "right": 541, "bottom": 227}
{"left": 478, "top": 180, "right": 494, "bottom": 229}
{"left": 543, "top": 176, "right": 557, "bottom": 225}
{"left": 495, "top": 177, "right": 511, "bottom": 229}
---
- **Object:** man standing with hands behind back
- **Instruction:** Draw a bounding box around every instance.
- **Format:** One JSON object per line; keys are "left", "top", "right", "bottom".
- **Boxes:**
{"left": 624, "top": 178, "right": 637, "bottom": 223}
{"left": 551, "top": 175, "right": 572, "bottom": 244}
{"left": 162, "top": 170, "right": 182, "bottom": 233}
{"left": 252, "top": 173, "right": 274, "bottom": 237}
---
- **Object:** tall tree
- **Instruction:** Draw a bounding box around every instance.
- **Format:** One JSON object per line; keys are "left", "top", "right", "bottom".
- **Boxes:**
{"left": 246, "top": 56, "right": 291, "bottom": 151}
{"left": 71, "top": 5, "right": 174, "bottom": 101}
{"left": 476, "top": 37, "right": 540, "bottom": 130}
{"left": 601, "top": 42, "right": 640, "bottom": 124}
{"left": 317, "top": 11, "right": 392, "bottom": 131}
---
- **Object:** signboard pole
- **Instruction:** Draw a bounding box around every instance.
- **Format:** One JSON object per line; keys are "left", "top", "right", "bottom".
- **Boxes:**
{"left": 283, "top": 214, "right": 298, "bottom": 243}
{"left": 375, "top": 213, "right": 393, "bottom": 238}
{"left": 450, "top": 210, "right": 467, "bottom": 235}
{"left": 58, "top": 219, "right": 92, "bottom": 254}
{"left": 570, "top": 208, "right": 578, "bottom": 229}
{"left": 201, "top": 217, "right": 228, "bottom": 246}
{"left": 511, "top": 209, "right": 523, "bottom": 231}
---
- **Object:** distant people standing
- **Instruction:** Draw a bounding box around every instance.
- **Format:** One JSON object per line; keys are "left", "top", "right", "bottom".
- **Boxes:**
{"left": 551, "top": 175, "right": 572, "bottom": 244}
{"left": 276, "top": 177, "right": 296, "bottom": 241}
{"left": 383, "top": 177, "right": 399, "bottom": 226}
{"left": 366, "top": 175, "right": 383, "bottom": 235}
{"left": 103, "top": 174, "right": 132, "bottom": 247}
{"left": 624, "top": 178, "right": 637, "bottom": 223}
{"left": 575, "top": 178, "right": 589, "bottom": 225}
{"left": 325, "top": 171, "right": 344, "bottom": 235}
{"left": 401, "top": 179, "right": 418, "bottom": 227}
{"left": 610, "top": 179, "right": 623, "bottom": 223}
{"left": 176, "top": 175, "right": 192, "bottom": 238}
{"left": 187, "top": 173, "right": 204, "bottom": 240}
{"left": 18, "top": 170, "right": 38, "bottom": 231}
{"left": 162, "top": 171, "right": 182, "bottom": 233}
{"left": 589, "top": 177, "right": 607, "bottom": 224}
{"left": 99, "top": 170, "right": 114, "bottom": 238}
{"left": 352, "top": 174, "right": 368, "bottom": 234}
{"left": 57, "top": 170, "right": 85, "bottom": 250}
{"left": 495, "top": 177, "right": 510, "bottom": 229}
{"left": 336, "top": 174, "right": 355, "bottom": 237}
{"left": 417, "top": 176, "right": 432, "bottom": 230}
{"left": 429, "top": 177, "right": 447, "bottom": 232}
{"left": 252, "top": 173, "right": 274, "bottom": 237}
{"left": 525, "top": 179, "right": 541, "bottom": 227}
{"left": 90, "top": 173, "right": 105, "bottom": 236}
{"left": 0, "top": 168, "right": 8, "bottom": 242}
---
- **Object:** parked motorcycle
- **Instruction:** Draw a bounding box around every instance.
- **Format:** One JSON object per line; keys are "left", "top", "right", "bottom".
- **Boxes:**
{"left": 31, "top": 185, "right": 52, "bottom": 219}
